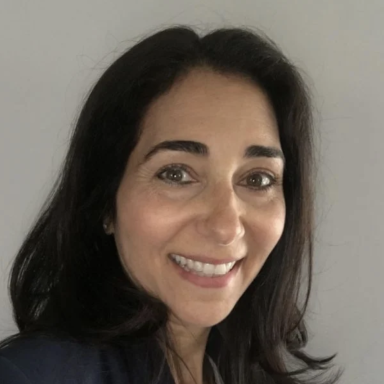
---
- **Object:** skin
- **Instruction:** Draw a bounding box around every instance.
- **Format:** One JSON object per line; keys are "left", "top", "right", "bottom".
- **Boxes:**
{"left": 109, "top": 68, "right": 286, "bottom": 384}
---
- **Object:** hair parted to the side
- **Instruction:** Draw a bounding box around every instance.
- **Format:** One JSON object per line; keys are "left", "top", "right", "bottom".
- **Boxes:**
{"left": 1, "top": 26, "right": 342, "bottom": 384}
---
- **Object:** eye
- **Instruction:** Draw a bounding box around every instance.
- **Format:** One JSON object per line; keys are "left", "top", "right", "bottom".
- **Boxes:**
{"left": 241, "top": 171, "right": 278, "bottom": 192}
{"left": 156, "top": 164, "right": 195, "bottom": 185}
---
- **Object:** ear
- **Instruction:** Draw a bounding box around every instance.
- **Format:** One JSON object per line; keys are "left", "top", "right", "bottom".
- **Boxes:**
{"left": 103, "top": 219, "right": 114, "bottom": 235}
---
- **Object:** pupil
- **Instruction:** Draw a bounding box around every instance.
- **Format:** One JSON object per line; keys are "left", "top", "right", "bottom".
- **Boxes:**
{"left": 168, "top": 169, "right": 182, "bottom": 181}
{"left": 248, "top": 174, "right": 262, "bottom": 186}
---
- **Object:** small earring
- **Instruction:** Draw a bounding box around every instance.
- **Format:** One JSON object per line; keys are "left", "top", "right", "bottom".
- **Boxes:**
{"left": 103, "top": 222, "right": 109, "bottom": 233}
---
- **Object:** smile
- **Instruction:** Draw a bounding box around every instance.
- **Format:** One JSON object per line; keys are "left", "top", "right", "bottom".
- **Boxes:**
{"left": 170, "top": 254, "right": 236, "bottom": 277}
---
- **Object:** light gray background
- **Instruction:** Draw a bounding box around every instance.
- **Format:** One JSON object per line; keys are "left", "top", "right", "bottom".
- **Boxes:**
{"left": 1, "top": 1, "right": 382, "bottom": 383}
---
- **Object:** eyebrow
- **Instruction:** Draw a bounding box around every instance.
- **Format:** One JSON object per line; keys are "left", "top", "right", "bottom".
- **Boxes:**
{"left": 142, "top": 140, "right": 285, "bottom": 164}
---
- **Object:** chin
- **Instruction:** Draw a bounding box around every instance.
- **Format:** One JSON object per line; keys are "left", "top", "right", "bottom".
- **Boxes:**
{"left": 171, "top": 301, "right": 235, "bottom": 328}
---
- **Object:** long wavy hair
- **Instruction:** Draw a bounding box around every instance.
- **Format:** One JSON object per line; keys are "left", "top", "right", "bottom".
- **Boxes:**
{"left": 1, "top": 26, "right": 341, "bottom": 384}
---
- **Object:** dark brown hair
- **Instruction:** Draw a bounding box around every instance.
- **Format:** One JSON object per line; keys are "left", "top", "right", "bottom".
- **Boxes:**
{"left": 1, "top": 26, "right": 341, "bottom": 384}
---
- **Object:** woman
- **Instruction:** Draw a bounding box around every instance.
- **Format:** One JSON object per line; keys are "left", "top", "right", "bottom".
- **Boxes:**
{"left": 0, "top": 26, "right": 342, "bottom": 384}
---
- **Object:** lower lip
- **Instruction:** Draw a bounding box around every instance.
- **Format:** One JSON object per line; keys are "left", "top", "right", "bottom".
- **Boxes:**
{"left": 170, "top": 257, "right": 242, "bottom": 288}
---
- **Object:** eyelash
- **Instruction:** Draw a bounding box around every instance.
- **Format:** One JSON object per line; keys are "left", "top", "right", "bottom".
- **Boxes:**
{"left": 156, "top": 164, "right": 280, "bottom": 192}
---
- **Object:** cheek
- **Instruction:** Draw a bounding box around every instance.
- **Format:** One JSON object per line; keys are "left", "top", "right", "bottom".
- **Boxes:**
{"left": 115, "top": 189, "right": 185, "bottom": 260}
{"left": 113, "top": 192, "right": 176, "bottom": 293}
{"left": 248, "top": 198, "right": 286, "bottom": 257}
{"left": 266, "top": 205, "right": 285, "bottom": 244}
{"left": 238, "top": 199, "right": 285, "bottom": 288}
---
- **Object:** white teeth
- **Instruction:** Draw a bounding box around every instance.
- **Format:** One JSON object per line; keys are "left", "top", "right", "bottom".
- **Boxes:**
{"left": 214, "top": 264, "right": 227, "bottom": 275}
{"left": 170, "top": 254, "right": 237, "bottom": 277}
{"left": 226, "top": 262, "right": 235, "bottom": 270}
{"left": 203, "top": 263, "right": 215, "bottom": 276}
{"left": 194, "top": 261, "right": 203, "bottom": 272}
{"left": 179, "top": 256, "right": 187, "bottom": 266}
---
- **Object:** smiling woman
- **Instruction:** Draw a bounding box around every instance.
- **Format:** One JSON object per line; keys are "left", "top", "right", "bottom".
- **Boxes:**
{"left": 111, "top": 69, "right": 286, "bottom": 337}
{"left": 0, "top": 26, "right": 342, "bottom": 384}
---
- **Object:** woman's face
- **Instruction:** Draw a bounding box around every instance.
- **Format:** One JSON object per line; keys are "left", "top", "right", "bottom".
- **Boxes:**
{"left": 112, "top": 69, "right": 286, "bottom": 329}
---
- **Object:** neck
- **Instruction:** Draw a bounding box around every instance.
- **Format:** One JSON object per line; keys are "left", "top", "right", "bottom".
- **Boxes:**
{"left": 166, "top": 318, "right": 211, "bottom": 384}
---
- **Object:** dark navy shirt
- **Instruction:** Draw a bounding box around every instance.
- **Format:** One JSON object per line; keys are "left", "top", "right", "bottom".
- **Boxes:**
{"left": 0, "top": 335, "right": 175, "bottom": 384}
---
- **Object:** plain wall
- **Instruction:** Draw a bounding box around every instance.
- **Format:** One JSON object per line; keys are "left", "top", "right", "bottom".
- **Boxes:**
{"left": 1, "top": 1, "right": 383, "bottom": 383}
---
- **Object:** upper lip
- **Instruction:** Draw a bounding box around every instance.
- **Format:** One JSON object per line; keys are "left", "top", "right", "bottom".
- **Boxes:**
{"left": 169, "top": 253, "right": 243, "bottom": 265}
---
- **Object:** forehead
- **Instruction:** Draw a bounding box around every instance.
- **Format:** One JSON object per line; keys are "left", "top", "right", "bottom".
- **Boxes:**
{"left": 138, "top": 69, "right": 280, "bottom": 149}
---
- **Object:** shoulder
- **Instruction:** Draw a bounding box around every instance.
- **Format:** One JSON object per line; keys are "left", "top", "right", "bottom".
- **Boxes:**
{"left": 0, "top": 334, "right": 129, "bottom": 384}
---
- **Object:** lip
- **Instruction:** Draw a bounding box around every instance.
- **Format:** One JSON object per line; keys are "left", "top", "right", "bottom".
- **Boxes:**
{"left": 169, "top": 255, "right": 243, "bottom": 289}
{"left": 169, "top": 253, "right": 241, "bottom": 265}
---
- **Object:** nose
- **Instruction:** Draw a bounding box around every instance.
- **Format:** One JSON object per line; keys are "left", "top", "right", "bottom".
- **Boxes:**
{"left": 195, "top": 185, "right": 245, "bottom": 246}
